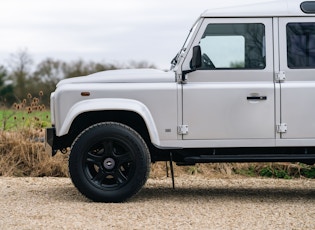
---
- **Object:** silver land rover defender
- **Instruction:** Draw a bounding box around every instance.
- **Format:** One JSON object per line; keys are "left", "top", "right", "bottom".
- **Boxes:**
{"left": 46, "top": 0, "right": 315, "bottom": 202}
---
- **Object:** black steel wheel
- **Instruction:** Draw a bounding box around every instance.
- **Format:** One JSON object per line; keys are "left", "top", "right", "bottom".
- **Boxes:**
{"left": 69, "top": 122, "right": 150, "bottom": 202}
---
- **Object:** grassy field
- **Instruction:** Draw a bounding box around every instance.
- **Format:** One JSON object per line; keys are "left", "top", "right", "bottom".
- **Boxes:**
{"left": 0, "top": 109, "right": 50, "bottom": 131}
{"left": 1, "top": 92, "right": 50, "bottom": 131}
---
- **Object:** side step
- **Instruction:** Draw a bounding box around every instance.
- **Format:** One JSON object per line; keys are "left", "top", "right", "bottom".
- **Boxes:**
{"left": 184, "top": 154, "right": 315, "bottom": 164}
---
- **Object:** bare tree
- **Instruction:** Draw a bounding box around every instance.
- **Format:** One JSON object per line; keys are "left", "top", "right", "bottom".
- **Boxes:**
{"left": 33, "top": 58, "right": 64, "bottom": 84}
{"left": 9, "top": 49, "right": 33, "bottom": 99}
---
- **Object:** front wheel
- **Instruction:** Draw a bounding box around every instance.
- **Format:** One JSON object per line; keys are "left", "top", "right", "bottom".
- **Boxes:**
{"left": 69, "top": 122, "right": 150, "bottom": 202}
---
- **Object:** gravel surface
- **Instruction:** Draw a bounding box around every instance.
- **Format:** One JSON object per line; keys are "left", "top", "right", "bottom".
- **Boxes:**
{"left": 1, "top": 176, "right": 315, "bottom": 229}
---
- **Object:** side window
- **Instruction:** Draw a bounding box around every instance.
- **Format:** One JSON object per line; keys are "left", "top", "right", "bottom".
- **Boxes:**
{"left": 287, "top": 23, "right": 315, "bottom": 69}
{"left": 199, "top": 23, "right": 265, "bottom": 69}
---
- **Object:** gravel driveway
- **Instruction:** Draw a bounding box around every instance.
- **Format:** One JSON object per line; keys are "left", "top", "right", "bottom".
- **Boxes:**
{"left": 1, "top": 176, "right": 315, "bottom": 229}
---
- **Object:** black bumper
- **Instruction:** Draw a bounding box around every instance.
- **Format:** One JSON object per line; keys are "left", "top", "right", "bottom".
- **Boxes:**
{"left": 45, "top": 127, "right": 71, "bottom": 156}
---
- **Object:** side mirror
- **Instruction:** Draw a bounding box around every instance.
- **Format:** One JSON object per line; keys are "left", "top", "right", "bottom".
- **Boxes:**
{"left": 182, "top": 45, "right": 202, "bottom": 82}
{"left": 191, "top": 45, "right": 202, "bottom": 70}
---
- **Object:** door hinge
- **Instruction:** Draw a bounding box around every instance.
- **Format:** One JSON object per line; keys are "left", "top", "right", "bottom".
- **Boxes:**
{"left": 276, "top": 71, "right": 286, "bottom": 82}
{"left": 177, "top": 74, "right": 182, "bottom": 82}
{"left": 277, "top": 123, "right": 287, "bottom": 133}
{"left": 178, "top": 125, "right": 189, "bottom": 135}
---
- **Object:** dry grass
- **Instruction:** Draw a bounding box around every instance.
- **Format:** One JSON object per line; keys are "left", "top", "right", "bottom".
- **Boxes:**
{"left": 152, "top": 161, "right": 315, "bottom": 179}
{"left": 0, "top": 130, "right": 68, "bottom": 177}
{"left": 150, "top": 161, "right": 241, "bottom": 179}
{"left": 0, "top": 92, "right": 68, "bottom": 177}
{"left": 1, "top": 129, "right": 314, "bottom": 178}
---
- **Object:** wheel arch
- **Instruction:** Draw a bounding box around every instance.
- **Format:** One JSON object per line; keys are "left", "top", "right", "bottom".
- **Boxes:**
{"left": 58, "top": 98, "right": 160, "bottom": 148}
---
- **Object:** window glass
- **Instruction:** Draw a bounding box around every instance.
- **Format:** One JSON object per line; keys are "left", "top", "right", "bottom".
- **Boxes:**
{"left": 199, "top": 23, "right": 265, "bottom": 69}
{"left": 287, "top": 23, "right": 315, "bottom": 69}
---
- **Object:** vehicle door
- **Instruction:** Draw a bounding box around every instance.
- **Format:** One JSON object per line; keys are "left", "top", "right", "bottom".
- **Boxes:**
{"left": 279, "top": 17, "right": 315, "bottom": 139}
{"left": 181, "top": 18, "right": 275, "bottom": 140}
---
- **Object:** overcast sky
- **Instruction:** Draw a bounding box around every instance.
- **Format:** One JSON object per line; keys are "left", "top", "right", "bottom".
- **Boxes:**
{"left": 0, "top": 0, "right": 267, "bottom": 70}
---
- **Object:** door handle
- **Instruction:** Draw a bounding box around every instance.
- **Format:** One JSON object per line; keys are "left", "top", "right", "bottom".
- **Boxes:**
{"left": 246, "top": 96, "right": 267, "bottom": 100}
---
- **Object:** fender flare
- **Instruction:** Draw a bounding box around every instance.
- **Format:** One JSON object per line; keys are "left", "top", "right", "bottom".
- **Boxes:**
{"left": 56, "top": 98, "right": 160, "bottom": 146}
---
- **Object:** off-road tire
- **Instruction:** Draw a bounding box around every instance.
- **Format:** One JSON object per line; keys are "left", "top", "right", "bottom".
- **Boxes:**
{"left": 69, "top": 122, "right": 150, "bottom": 202}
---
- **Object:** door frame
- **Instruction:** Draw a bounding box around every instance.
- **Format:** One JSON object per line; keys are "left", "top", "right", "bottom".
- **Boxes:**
{"left": 180, "top": 17, "right": 276, "bottom": 145}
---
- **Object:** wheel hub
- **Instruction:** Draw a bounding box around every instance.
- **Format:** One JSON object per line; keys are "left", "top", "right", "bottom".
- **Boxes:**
{"left": 103, "top": 158, "right": 115, "bottom": 170}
